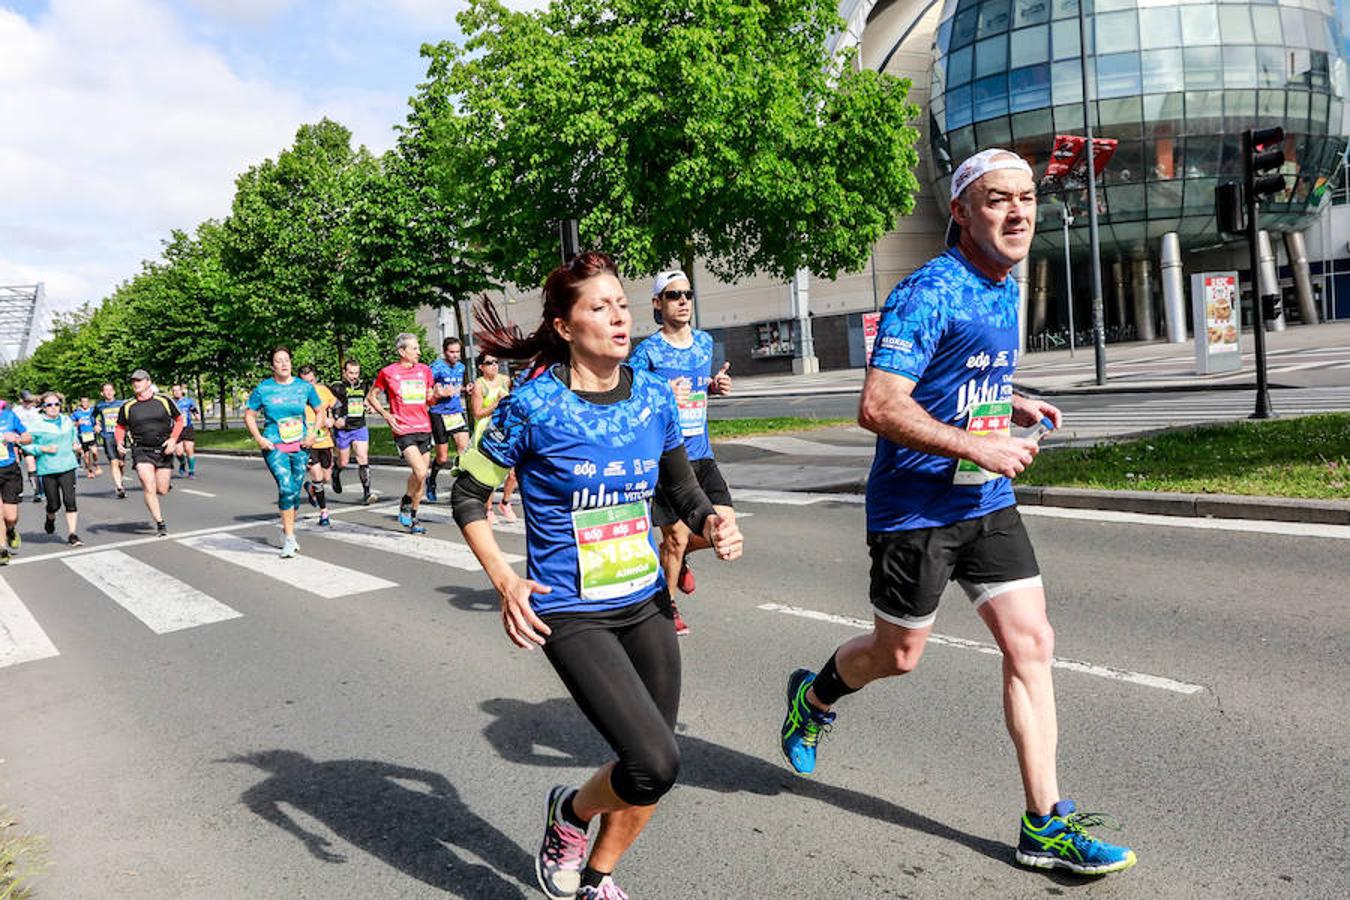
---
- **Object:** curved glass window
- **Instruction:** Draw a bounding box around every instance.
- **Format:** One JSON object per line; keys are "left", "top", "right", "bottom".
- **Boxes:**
{"left": 952, "top": 8, "right": 979, "bottom": 49}
{"left": 975, "top": 116, "right": 1013, "bottom": 148}
{"left": 1219, "top": 7, "right": 1255, "bottom": 45}
{"left": 1306, "top": 11, "right": 1329, "bottom": 53}
{"left": 1250, "top": 7, "right": 1283, "bottom": 45}
{"left": 1098, "top": 52, "right": 1143, "bottom": 98}
{"left": 978, "top": 0, "right": 1012, "bottom": 38}
{"left": 1179, "top": 6, "right": 1221, "bottom": 47}
{"left": 1010, "top": 64, "right": 1052, "bottom": 111}
{"left": 1052, "top": 59, "right": 1083, "bottom": 104}
{"left": 1256, "top": 46, "right": 1285, "bottom": 88}
{"left": 1051, "top": 0, "right": 1078, "bottom": 21}
{"left": 1010, "top": 24, "right": 1050, "bottom": 68}
{"left": 1224, "top": 46, "right": 1258, "bottom": 89}
{"left": 1013, "top": 0, "right": 1050, "bottom": 28}
{"left": 947, "top": 45, "right": 974, "bottom": 87}
{"left": 1182, "top": 92, "right": 1225, "bottom": 135}
{"left": 973, "top": 73, "right": 1010, "bottom": 120}
{"left": 1142, "top": 49, "right": 1185, "bottom": 94}
{"left": 947, "top": 85, "right": 974, "bottom": 130}
{"left": 974, "top": 35, "right": 1009, "bottom": 79}
{"left": 1095, "top": 11, "right": 1139, "bottom": 53}
{"left": 1280, "top": 8, "right": 1308, "bottom": 47}
{"left": 1051, "top": 17, "right": 1080, "bottom": 59}
{"left": 1138, "top": 8, "right": 1181, "bottom": 51}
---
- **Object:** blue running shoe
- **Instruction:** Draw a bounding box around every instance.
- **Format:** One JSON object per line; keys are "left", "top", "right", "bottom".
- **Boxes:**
{"left": 398, "top": 504, "right": 413, "bottom": 527}
{"left": 409, "top": 521, "right": 426, "bottom": 535}
{"left": 424, "top": 484, "right": 438, "bottom": 503}
{"left": 1016, "top": 799, "right": 1137, "bottom": 875}
{"left": 780, "top": 668, "right": 835, "bottom": 775}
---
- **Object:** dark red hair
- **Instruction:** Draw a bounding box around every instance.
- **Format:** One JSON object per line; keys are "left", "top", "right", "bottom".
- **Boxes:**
{"left": 474, "top": 251, "right": 620, "bottom": 369}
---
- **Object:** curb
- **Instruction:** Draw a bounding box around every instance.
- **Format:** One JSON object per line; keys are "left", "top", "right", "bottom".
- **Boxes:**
{"left": 1012, "top": 380, "right": 1298, "bottom": 397}
{"left": 201, "top": 448, "right": 1349, "bottom": 527}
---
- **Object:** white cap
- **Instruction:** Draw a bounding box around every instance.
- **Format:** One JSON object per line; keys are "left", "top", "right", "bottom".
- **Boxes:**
{"left": 949, "top": 148, "right": 1033, "bottom": 201}
{"left": 652, "top": 270, "right": 689, "bottom": 297}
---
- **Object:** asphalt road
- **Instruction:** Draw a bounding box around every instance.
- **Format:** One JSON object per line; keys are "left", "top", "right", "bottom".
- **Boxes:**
{"left": 1, "top": 456, "right": 1347, "bottom": 898}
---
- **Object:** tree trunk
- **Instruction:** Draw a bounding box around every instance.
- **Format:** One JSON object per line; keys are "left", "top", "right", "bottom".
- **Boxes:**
{"left": 217, "top": 352, "right": 229, "bottom": 430}
{"left": 336, "top": 333, "right": 347, "bottom": 375}
{"left": 194, "top": 373, "right": 205, "bottom": 430}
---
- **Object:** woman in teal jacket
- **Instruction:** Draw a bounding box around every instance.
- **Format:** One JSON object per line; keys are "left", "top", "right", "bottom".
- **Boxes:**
{"left": 30, "top": 392, "right": 83, "bottom": 546}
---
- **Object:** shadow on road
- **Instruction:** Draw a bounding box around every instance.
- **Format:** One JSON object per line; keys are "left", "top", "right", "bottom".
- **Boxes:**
{"left": 437, "top": 585, "right": 502, "bottom": 613}
{"left": 223, "top": 749, "right": 533, "bottom": 898}
{"left": 479, "top": 697, "right": 1013, "bottom": 869}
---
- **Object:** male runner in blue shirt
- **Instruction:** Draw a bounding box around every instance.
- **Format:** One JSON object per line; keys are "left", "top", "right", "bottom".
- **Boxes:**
{"left": 779, "top": 149, "right": 1135, "bottom": 877}
{"left": 427, "top": 336, "right": 470, "bottom": 502}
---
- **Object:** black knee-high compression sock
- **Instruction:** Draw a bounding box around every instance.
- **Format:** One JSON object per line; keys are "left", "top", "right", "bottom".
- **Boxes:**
{"left": 812, "top": 651, "right": 861, "bottom": 706}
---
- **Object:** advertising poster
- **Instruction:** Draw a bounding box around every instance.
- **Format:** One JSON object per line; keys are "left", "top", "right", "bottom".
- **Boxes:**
{"left": 862, "top": 312, "right": 880, "bottom": 362}
{"left": 1191, "top": 272, "right": 1242, "bottom": 374}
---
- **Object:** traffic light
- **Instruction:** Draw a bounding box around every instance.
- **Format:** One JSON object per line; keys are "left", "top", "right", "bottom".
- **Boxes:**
{"left": 1245, "top": 126, "right": 1286, "bottom": 201}
{"left": 1215, "top": 182, "right": 1244, "bottom": 235}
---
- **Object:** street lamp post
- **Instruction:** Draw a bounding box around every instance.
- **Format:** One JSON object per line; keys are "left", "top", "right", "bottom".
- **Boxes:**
{"left": 1077, "top": 0, "right": 1107, "bottom": 384}
{"left": 1061, "top": 201, "right": 1076, "bottom": 356}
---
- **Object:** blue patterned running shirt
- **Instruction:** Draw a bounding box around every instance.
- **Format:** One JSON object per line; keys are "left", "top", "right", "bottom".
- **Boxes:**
{"left": 628, "top": 329, "right": 715, "bottom": 460}
{"left": 429, "top": 359, "right": 465, "bottom": 415}
{"left": 866, "top": 248, "right": 1021, "bottom": 532}
{"left": 477, "top": 366, "right": 683, "bottom": 616}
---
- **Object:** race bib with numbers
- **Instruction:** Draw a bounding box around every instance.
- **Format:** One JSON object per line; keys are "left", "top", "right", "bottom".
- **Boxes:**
{"left": 399, "top": 379, "right": 427, "bottom": 404}
{"left": 678, "top": 391, "right": 707, "bottom": 437}
{"left": 572, "top": 501, "right": 660, "bottom": 601}
{"left": 277, "top": 416, "right": 304, "bottom": 443}
{"left": 953, "top": 400, "right": 1012, "bottom": 485}
{"left": 346, "top": 397, "right": 364, "bottom": 418}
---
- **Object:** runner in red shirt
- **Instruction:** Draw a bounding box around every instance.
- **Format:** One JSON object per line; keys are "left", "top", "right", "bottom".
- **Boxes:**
{"left": 366, "top": 333, "right": 435, "bottom": 533}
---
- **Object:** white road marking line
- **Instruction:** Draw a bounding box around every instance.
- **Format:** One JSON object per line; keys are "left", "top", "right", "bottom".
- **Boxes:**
{"left": 7, "top": 501, "right": 401, "bottom": 568}
{"left": 1019, "top": 505, "right": 1350, "bottom": 541}
{"left": 179, "top": 533, "right": 397, "bottom": 598}
{"left": 722, "top": 436, "right": 876, "bottom": 458}
{"left": 298, "top": 519, "right": 522, "bottom": 569}
{"left": 733, "top": 489, "right": 866, "bottom": 506}
{"left": 759, "top": 602, "right": 1204, "bottom": 695}
{"left": 178, "top": 488, "right": 216, "bottom": 497}
{"left": 0, "top": 576, "right": 60, "bottom": 669}
{"left": 62, "top": 551, "right": 241, "bottom": 633}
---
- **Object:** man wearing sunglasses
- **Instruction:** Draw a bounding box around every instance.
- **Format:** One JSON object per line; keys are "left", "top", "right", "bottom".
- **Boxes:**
{"left": 115, "top": 368, "right": 184, "bottom": 537}
{"left": 629, "top": 270, "right": 734, "bottom": 636}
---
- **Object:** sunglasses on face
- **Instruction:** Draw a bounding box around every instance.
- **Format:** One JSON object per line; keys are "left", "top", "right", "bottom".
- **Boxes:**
{"left": 660, "top": 290, "right": 694, "bottom": 302}
{"left": 42, "top": 401, "right": 60, "bottom": 407}
{"left": 482, "top": 360, "right": 499, "bottom": 366}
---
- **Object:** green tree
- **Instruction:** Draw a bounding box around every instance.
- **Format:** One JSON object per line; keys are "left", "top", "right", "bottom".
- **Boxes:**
{"left": 412, "top": 0, "right": 921, "bottom": 288}
{"left": 223, "top": 119, "right": 382, "bottom": 367}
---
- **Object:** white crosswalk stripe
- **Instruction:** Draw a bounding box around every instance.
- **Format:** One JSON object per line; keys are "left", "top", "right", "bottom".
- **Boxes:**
{"left": 298, "top": 519, "right": 523, "bottom": 569}
{"left": 62, "top": 550, "right": 242, "bottom": 634}
{"left": 0, "top": 575, "right": 59, "bottom": 669}
{"left": 179, "top": 532, "right": 397, "bottom": 598}
{"left": 1055, "top": 387, "right": 1350, "bottom": 437}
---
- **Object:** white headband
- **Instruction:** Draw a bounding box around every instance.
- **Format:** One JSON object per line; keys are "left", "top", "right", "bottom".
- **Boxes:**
{"left": 950, "top": 148, "right": 1034, "bottom": 201}
{"left": 652, "top": 270, "right": 689, "bottom": 297}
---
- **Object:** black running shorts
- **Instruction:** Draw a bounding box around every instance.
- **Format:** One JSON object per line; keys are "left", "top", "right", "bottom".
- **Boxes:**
{"left": 868, "top": 505, "right": 1041, "bottom": 630}
{"left": 308, "top": 446, "right": 334, "bottom": 469}
{"left": 430, "top": 411, "right": 469, "bottom": 446}
{"left": 394, "top": 431, "right": 432, "bottom": 455}
{"left": 0, "top": 465, "right": 21, "bottom": 505}
{"left": 131, "top": 446, "right": 173, "bottom": 469}
{"left": 651, "top": 457, "right": 732, "bottom": 528}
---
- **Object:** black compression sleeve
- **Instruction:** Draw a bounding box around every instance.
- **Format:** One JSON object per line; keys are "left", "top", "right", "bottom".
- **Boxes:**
{"left": 659, "top": 444, "right": 715, "bottom": 535}
{"left": 451, "top": 471, "right": 495, "bottom": 527}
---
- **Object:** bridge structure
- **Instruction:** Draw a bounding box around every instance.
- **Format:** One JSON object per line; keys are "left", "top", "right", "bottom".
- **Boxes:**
{"left": 0, "top": 283, "right": 45, "bottom": 365}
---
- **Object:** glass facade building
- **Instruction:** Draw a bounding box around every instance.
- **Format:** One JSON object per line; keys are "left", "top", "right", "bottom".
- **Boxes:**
{"left": 927, "top": 0, "right": 1349, "bottom": 257}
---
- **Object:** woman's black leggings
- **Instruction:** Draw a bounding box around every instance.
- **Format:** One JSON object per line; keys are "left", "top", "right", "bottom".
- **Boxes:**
{"left": 42, "top": 469, "right": 77, "bottom": 514}
{"left": 543, "top": 606, "right": 681, "bottom": 807}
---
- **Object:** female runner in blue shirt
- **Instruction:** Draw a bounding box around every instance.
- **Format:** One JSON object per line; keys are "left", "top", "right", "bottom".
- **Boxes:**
{"left": 452, "top": 252, "right": 742, "bottom": 900}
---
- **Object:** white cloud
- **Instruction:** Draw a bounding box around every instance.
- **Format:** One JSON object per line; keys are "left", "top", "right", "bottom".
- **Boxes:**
{"left": 186, "top": 0, "right": 303, "bottom": 26}
{"left": 0, "top": 0, "right": 405, "bottom": 338}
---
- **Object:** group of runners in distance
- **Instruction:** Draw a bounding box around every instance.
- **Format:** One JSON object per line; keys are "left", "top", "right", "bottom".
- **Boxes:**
{"left": 1, "top": 146, "right": 1136, "bottom": 897}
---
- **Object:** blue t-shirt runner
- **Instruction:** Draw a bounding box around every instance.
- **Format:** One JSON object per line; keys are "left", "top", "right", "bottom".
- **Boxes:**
{"left": 94, "top": 398, "right": 122, "bottom": 438}
{"left": 0, "top": 408, "right": 29, "bottom": 469}
{"left": 629, "top": 329, "right": 716, "bottom": 461}
{"left": 429, "top": 359, "right": 466, "bottom": 417}
{"left": 71, "top": 407, "right": 96, "bottom": 440}
{"left": 247, "top": 378, "right": 322, "bottom": 449}
{"left": 175, "top": 396, "right": 199, "bottom": 430}
{"left": 475, "top": 366, "right": 683, "bottom": 616}
{"left": 866, "top": 246, "right": 1021, "bottom": 532}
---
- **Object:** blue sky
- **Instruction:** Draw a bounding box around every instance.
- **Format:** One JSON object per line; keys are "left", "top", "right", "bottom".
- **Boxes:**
{"left": 0, "top": 0, "right": 539, "bottom": 335}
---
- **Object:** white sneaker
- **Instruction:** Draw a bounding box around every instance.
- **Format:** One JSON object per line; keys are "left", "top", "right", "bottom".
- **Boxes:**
{"left": 280, "top": 535, "right": 300, "bottom": 558}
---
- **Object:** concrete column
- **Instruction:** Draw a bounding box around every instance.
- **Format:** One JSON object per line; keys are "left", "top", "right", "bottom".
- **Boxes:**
{"left": 1111, "top": 260, "right": 1129, "bottom": 327}
{"left": 1159, "top": 232, "right": 1188, "bottom": 342}
{"left": 1030, "top": 258, "right": 1051, "bottom": 334}
{"left": 1257, "top": 230, "right": 1286, "bottom": 332}
{"left": 790, "top": 268, "right": 820, "bottom": 374}
{"left": 1014, "top": 258, "right": 1030, "bottom": 357}
{"left": 1282, "top": 230, "right": 1319, "bottom": 325}
{"left": 1131, "top": 257, "right": 1156, "bottom": 341}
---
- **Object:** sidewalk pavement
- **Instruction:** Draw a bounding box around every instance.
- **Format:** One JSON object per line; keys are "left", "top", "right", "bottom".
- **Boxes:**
{"left": 711, "top": 425, "right": 1350, "bottom": 527}
{"left": 723, "top": 320, "right": 1350, "bottom": 399}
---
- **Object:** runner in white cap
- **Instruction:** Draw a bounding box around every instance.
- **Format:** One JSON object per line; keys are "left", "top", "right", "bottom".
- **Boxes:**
{"left": 779, "top": 148, "right": 1136, "bottom": 877}
{"left": 629, "top": 269, "right": 735, "bottom": 636}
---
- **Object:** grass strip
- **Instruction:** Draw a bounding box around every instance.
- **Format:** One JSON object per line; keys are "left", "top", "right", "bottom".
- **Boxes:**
{"left": 1021, "top": 413, "right": 1350, "bottom": 499}
{"left": 192, "top": 417, "right": 855, "bottom": 453}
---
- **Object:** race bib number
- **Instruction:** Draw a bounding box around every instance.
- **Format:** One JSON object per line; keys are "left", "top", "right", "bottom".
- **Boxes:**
{"left": 0, "top": 443, "right": 8, "bottom": 462}
{"left": 572, "top": 501, "right": 660, "bottom": 601}
{"left": 954, "top": 400, "right": 1012, "bottom": 485}
{"left": 102, "top": 409, "right": 119, "bottom": 427}
{"left": 346, "top": 397, "right": 364, "bottom": 418}
{"left": 441, "top": 413, "right": 465, "bottom": 431}
{"left": 399, "top": 379, "right": 427, "bottom": 405}
{"left": 277, "top": 416, "right": 304, "bottom": 443}
{"left": 678, "top": 391, "right": 708, "bottom": 437}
